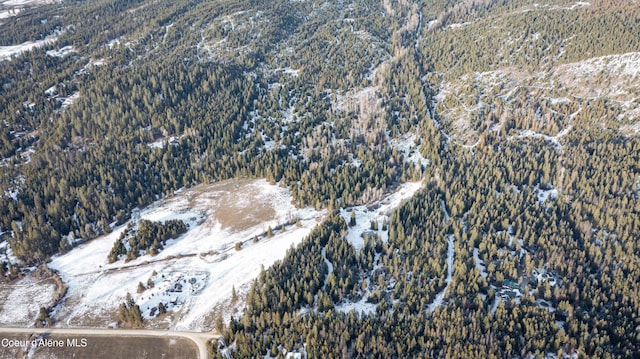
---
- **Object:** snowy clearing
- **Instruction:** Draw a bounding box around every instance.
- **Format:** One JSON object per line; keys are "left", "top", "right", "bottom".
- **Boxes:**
{"left": 2, "top": 187, "right": 18, "bottom": 201}
{"left": 390, "top": 134, "right": 430, "bottom": 169}
{"left": 339, "top": 181, "right": 423, "bottom": 252}
{"left": 0, "top": 35, "right": 57, "bottom": 61}
{"left": 46, "top": 45, "right": 76, "bottom": 58}
{"left": 45, "top": 85, "right": 56, "bottom": 96}
{"left": 2, "top": 0, "right": 54, "bottom": 5}
{"left": 555, "top": 52, "right": 640, "bottom": 102}
{"left": 518, "top": 130, "right": 563, "bottom": 150}
{"left": 147, "top": 136, "right": 181, "bottom": 149}
{"left": 0, "top": 8, "right": 21, "bottom": 20}
{"left": 335, "top": 297, "right": 377, "bottom": 316}
{"left": 315, "top": 181, "right": 424, "bottom": 316}
{"left": 0, "top": 276, "right": 57, "bottom": 326}
{"left": 58, "top": 92, "right": 80, "bottom": 110}
{"left": 473, "top": 248, "right": 488, "bottom": 279}
{"left": 48, "top": 179, "right": 324, "bottom": 331}
{"left": 537, "top": 186, "right": 559, "bottom": 205}
{"left": 274, "top": 67, "right": 300, "bottom": 77}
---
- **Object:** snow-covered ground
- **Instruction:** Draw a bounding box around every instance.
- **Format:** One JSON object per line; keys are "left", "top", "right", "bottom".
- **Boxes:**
{"left": 473, "top": 248, "right": 488, "bottom": 279}
{"left": 517, "top": 129, "right": 564, "bottom": 150}
{"left": 620, "top": 119, "right": 640, "bottom": 136}
{"left": 537, "top": 185, "right": 559, "bottom": 207}
{"left": 557, "top": 52, "right": 640, "bottom": 81}
{"left": 48, "top": 179, "right": 324, "bottom": 331}
{"left": 0, "top": 8, "right": 21, "bottom": 20}
{"left": 57, "top": 92, "right": 79, "bottom": 110}
{"left": 86, "top": 58, "right": 105, "bottom": 67}
{"left": 2, "top": 0, "right": 53, "bottom": 6}
{"left": 0, "top": 276, "right": 57, "bottom": 326}
{"left": 554, "top": 52, "right": 640, "bottom": 114}
{"left": 147, "top": 135, "right": 181, "bottom": 149}
{"left": 390, "top": 134, "right": 430, "bottom": 169}
{"left": 307, "top": 180, "right": 425, "bottom": 316}
{"left": 0, "top": 240, "right": 18, "bottom": 265}
{"left": 46, "top": 45, "right": 76, "bottom": 58}
{"left": 533, "top": 268, "right": 559, "bottom": 287}
{"left": 0, "top": 35, "right": 57, "bottom": 61}
{"left": 335, "top": 297, "right": 376, "bottom": 316}
{"left": 45, "top": 85, "right": 57, "bottom": 97}
{"left": 427, "top": 234, "right": 454, "bottom": 313}
{"left": 274, "top": 67, "right": 300, "bottom": 77}
{"left": 2, "top": 187, "right": 18, "bottom": 201}
{"left": 338, "top": 180, "right": 423, "bottom": 252}
{"left": 261, "top": 132, "right": 276, "bottom": 151}
{"left": 436, "top": 51, "right": 640, "bottom": 145}
{"left": 544, "top": 352, "right": 578, "bottom": 359}
{"left": 448, "top": 22, "right": 472, "bottom": 29}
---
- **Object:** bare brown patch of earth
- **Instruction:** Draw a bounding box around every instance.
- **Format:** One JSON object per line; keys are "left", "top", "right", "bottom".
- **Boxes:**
{"left": 0, "top": 333, "right": 197, "bottom": 359}
{"left": 214, "top": 182, "right": 276, "bottom": 232}
{"left": 182, "top": 179, "right": 278, "bottom": 233}
{"left": 0, "top": 334, "right": 26, "bottom": 358}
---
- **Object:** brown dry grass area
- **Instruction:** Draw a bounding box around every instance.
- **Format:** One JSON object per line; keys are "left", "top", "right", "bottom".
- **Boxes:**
{"left": 185, "top": 179, "right": 277, "bottom": 233}
{"left": 20, "top": 334, "right": 197, "bottom": 359}
{"left": 214, "top": 185, "right": 276, "bottom": 232}
{"left": 0, "top": 334, "right": 27, "bottom": 358}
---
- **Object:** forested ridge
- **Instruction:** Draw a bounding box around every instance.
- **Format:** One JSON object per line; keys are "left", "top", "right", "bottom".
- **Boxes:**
{"left": 0, "top": 0, "right": 410, "bottom": 263}
{"left": 215, "top": 119, "right": 640, "bottom": 358}
{"left": 0, "top": 0, "right": 639, "bottom": 357}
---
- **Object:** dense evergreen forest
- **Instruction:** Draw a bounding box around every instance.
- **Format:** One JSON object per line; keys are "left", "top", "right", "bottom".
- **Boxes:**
{"left": 0, "top": 0, "right": 639, "bottom": 357}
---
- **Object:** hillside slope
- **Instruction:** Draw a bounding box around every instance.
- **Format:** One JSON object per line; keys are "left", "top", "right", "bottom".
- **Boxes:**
{"left": 0, "top": 0, "right": 638, "bottom": 357}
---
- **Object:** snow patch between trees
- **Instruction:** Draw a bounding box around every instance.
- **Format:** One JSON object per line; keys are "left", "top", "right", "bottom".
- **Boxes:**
{"left": 46, "top": 45, "right": 76, "bottom": 58}
{"left": 0, "top": 35, "right": 58, "bottom": 61}
{"left": 339, "top": 181, "right": 423, "bottom": 252}
{"left": 335, "top": 297, "right": 377, "bottom": 316}
{"left": 427, "top": 234, "right": 455, "bottom": 313}
{"left": 473, "top": 248, "right": 488, "bottom": 279}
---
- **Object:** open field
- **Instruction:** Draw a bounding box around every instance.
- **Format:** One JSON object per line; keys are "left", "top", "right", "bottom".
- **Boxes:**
{"left": 0, "top": 276, "right": 58, "bottom": 327}
{"left": 0, "top": 327, "right": 212, "bottom": 359}
{"left": 38, "top": 336, "right": 196, "bottom": 359}
{"left": 1, "top": 334, "right": 197, "bottom": 359}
